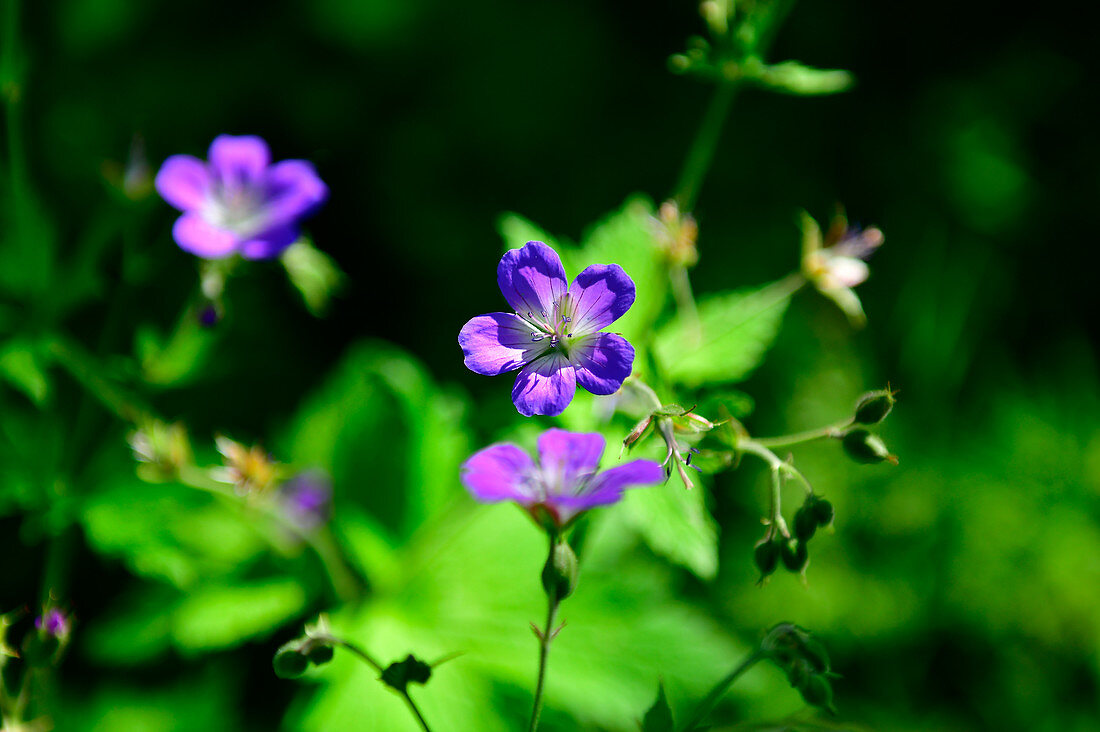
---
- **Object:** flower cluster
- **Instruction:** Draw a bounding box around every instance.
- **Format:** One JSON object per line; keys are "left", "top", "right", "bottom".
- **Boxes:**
{"left": 155, "top": 134, "right": 327, "bottom": 260}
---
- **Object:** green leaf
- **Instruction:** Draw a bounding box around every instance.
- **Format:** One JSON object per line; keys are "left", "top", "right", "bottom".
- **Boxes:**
{"left": 0, "top": 338, "right": 51, "bottom": 404}
{"left": 641, "top": 682, "right": 675, "bottom": 732}
{"left": 498, "top": 212, "right": 562, "bottom": 253}
{"left": 281, "top": 238, "right": 346, "bottom": 316}
{"left": 653, "top": 280, "right": 792, "bottom": 387}
{"left": 621, "top": 480, "right": 719, "bottom": 580}
{"left": 170, "top": 578, "right": 307, "bottom": 652}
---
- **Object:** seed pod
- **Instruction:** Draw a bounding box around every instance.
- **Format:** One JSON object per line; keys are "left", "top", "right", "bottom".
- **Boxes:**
{"left": 754, "top": 538, "right": 781, "bottom": 578}
{"left": 812, "top": 499, "right": 835, "bottom": 528}
{"left": 306, "top": 643, "right": 334, "bottom": 666}
{"left": 794, "top": 504, "right": 818, "bottom": 542}
{"left": 841, "top": 429, "right": 896, "bottom": 465}
{"left": 854, "top": 389, "right": 895, "bottom": 425}
{"left": 781, "top": 540, "right": 809, "bottom": 572}
{"left": 273, "top": 643, "right": 309, "bottom": 679}
{"left": 798, "top": 673, "right": 837, "bottom": 715}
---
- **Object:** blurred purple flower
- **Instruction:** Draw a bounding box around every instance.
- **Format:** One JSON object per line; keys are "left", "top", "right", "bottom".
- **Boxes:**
{"left": 461, "top": 428, "right": 663, "bottom": 529}
{"left": 35, "top": 608, "right": 70, "bottom": 639}
{"left": 278, "top": 470, "right": 332, "bottom": 531}
{"left": 155, "top": 134, "right": 327, "bottom": 260}
{"left": 459, "top": 241, "right": 637, "bottom": 417}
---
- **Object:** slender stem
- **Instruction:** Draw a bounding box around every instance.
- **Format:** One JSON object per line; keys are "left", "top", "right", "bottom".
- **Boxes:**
{"left": 670, "top": 263, "right": 702, "bottom": 342}
{"left": 753, "top": 420, "right": 850, "bottom": 450}
{"left": 679, "top": 650, "right": 764, "bottom": 731}
{"left": 528, "top": 592, "right": 559, "bottom": 732}
{"left": 400, "top": 691, "right": 433, "bottom": 732}
{"left": 673, "top": 80, "right": 738, "bottom": 212}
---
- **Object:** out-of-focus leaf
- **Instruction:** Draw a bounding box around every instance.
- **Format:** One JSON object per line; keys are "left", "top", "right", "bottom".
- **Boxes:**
{"left": 80, "top": 481, "right": 265, "bottom": 588}
{"left": 641, "top": 682, "right": 675, "bottom": 731}
{"left": 282, "top": 341, "right": 470, "bottom": 537}
{"left": 654, "top": 280, "right": 792, "bottom": 387}
{"left": 0, "top": 338, "right": 51, "bottom": 404}
{"left": 83, "top": 589, "right": 176, "bottom": 666}
{"left": 621, "top": 480, "right": 719, "bottom": 580}
{"left": 170, "top": 578, "right": 307, "bottom": 652}
{"left": 281, "top": 238, "right": 346, "bottom": 316}
{"left": 138, "top": 310, "right": 218, "bottom": 387}
{"left": 498, "top": 212, "right": 561, "bottom": 253}
{"left": 295, "top": 504, "right": 742, "bottom": 731}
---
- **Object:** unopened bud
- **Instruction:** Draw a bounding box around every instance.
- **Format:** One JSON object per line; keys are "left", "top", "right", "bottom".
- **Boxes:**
{"left": 306, "top": 643, "right": 334, "bottom": 666}
{"left": 812, "top": 499, "right": 835, "bottom": 528}
{"left": 793, "top": 504, "right": 817, "bottom": 542}
{"left": 841, "top": 429, "right": 897, "bottom": 465}
{"left": 381, "top": 654, "right": 432, "bottom": 693}
{"left": 854, "top": 389, "right": 896, "bottom": 425}
{"left": 541, "top": 541, "right": 578, "bottom": 601}
{"left": 754, "top": 538, "right": 781, "bottom": 580}
{"left": 797, "top": 672, "right": 837, "bottom": 715}
{"left": 780, "top": 539, "right": 809, "bottom": 573}
{"left": 273, "top": 643, "right": 310, "bottom": 679}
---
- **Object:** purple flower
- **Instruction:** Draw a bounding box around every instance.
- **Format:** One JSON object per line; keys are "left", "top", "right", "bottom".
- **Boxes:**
{"left": 459, "top": 241, "right": 637, "bottom": 416}
{"left": 35, "top": 609, "right": 70, "bottom": 639}
{"left": 278, "top": 470, "right": 333, "bottom": 531}
{"left": 155, "top": 135, "right": 328, "bottom": 260}
{"left": 461, "top": 428, "right": 664, "bottom": 529}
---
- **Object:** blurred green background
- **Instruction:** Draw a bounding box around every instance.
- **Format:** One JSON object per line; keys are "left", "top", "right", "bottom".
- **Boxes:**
{"left": 2, "top": 0, "right": 1098, "bottom": 730}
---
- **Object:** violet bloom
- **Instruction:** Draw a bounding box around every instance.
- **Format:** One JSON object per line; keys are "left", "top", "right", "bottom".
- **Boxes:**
{"left": 36, "top": 609, "right": 70, "bottom": 639}
{"left": 278, "top": 470, "right": 333, "bottom": 532}
{"left": 155, "top": 135, "right": 327, "bottom": 260}
{"left": 461, "top": 428, "right": 664, "bottom": 529}
{"left": 459, "top": 241, "right": 637, "bottom": 416}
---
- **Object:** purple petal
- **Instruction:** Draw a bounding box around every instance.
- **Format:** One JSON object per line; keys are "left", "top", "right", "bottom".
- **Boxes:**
{"left": 567, "top": 263, "right": 635, "bottom": 335}
{"left": 461, "top": 444, "right": 536, "bottom": 503}
{"left": 172, "top": 213, "right": 240, "bottom": 259}
{"left": 571, "top": 332, "right": 634, "bottom": 396}
{"left": 238, "top": 224, "right": 300, "bottom": 260}
{"left": 536, "top": 429, "right": 605, "bottom": 493}
{"left": 559, "top": 459, "right": 664, "bottom": 509}
{"left": 208, "top": 135, "right": 270, "bottom": 188}
{"left": 459, "top": 313, "right": 544, "bottom": 376}
{"left": 155, "top": 155, "right": 211, "bottom": 211}
{"left": 511, "top": 353, "right": 576, "bottom": 417}
{"left": 497, "top": 241, "right": 568, "bottom": 320}
{"left": 262, "top": 159, "right": 329, "bottom": 225}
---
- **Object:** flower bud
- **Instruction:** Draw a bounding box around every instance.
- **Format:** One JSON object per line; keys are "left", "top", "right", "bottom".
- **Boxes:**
{"left": 841, "top": 429, "right": 897, "bottom": 465}
{"left": 780, "top": 539, "right": 809, "bottom": 573}
{"left": 273, "top": 642, "right": 310, "bottom": 679}
{"left": 541, "top": 541, "right": 578, "bottom": 602}
{"left": 812, "top": 499, "right": 835, "bottom": 528}
{"left": 797, "top": 672, "right": 837, "bottom": 715}
{"left": 853, "top": 389, "right": 896, "bottom": 425}
{"left": 793, "top": 504, "right": 817, "bottom": 542}
{"left": 754, "top": 538, "right": 781, "bottom": 579}
{"left": 306, "top": 643, "right": 334, "bottom": 666}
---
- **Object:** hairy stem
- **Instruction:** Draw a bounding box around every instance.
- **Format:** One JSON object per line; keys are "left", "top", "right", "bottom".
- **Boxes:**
{"left": 673, "top": 80, "right": 738, "bottom": 212}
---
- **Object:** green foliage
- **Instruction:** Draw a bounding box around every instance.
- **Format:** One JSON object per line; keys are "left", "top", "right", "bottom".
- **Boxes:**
{"left": 0, "top": 338, "right": 51, "bottom": 405}
{"left": 641, "top": 682, "right": 675, "bottom": 732}
{"left": 281, "top": 238, "right": 346, "bottom": 316}
{"left": 654, "top": 281, "right": 791, "bottom": 387}
{"left": 171, "top": 579, "right": 308, "bottom": 652}
{"left": 620, "top": 479, "right": 719, "bottom": 580}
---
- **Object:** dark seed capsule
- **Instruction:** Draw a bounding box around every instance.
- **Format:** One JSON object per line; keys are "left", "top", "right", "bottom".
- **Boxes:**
{"left": 812, "top": 499, "right": 835, "bottom": 527}
{"left": 307, "top": 643, "right": 334, "bottom": 666}
{"left": 273, "top": 645, "right": 309, "bottom": 679}
{"left": 842, "top": 428, "right": 895, "bottom": 464}
{"left": 754, "top": 539, "right": 780, "bottom": 578}
{"left": 794, "top": 505, "right": 818, "bottom": 542}
{"left": 798, "top": 673, "right": 837, "bottom": 714}
{"left": 854, "top": 389, "right": 895, "bottom": 425}
{"left": 781, "top": 539, "right": 809, "bottom": 572}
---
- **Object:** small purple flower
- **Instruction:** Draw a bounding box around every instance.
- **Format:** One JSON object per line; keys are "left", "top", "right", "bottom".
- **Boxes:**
{"left": 278, "top": 470, "right": 333, "bottom": 531}
{"left": 155, "top": 135, "right": 328, "bottom": 260}
{"left": 459, "top": 241, "right": 637, "bottom": 417}
{"left": 461, "top": 428, "right": 664, "bottom": 529}
{"left": 35, "top": 608, "right": 70, "bottom": 639}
